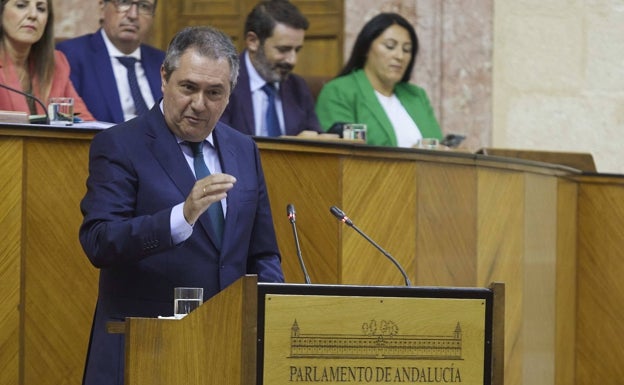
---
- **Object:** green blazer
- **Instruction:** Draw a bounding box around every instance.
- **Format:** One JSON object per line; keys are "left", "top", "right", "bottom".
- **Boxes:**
{"left": 315, "top": 69, "right": 442, "bottom": 146}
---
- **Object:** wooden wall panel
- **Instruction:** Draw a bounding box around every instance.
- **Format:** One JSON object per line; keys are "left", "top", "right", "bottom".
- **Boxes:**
{"left": 0, "top": 138, "right": 22, "bottom": 385}
{"left": 23, "top": 139, "right": 98, "bottom": 385}
{"left": 181, "top": 0, "right": 245, "bottom": 43}
{"left": 295, "top": 38, "right": 341, "bottom": 77}
{"left": 416, "top": 163, "right": 477, "bottom": 287}
{"left": 150, "top": 0, "right": 344, "bottom": 78}
{"left": 341, "top": 158, "right": 416, "bottom": 286}
{"left": 294, "top": 0, "right": 344, "bottom": 76}
{"left": 555, "top": 179, "right": 577, "bottom": 385}
{"left": 576, "top": 179, "right": 624, "bottom": 385}
{"left": 523, "top": 174, "right": 557, "bottom": 385}
{"left": 477, "top": 168, "right": 524, "bottom": 385}
{"left": 260, "top": 147, "right": 341, "bottom": 284}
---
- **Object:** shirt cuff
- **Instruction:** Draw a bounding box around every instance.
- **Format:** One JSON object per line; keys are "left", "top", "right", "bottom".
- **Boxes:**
{"left": 171, "top": 202, "right": 193, "bottom": 244}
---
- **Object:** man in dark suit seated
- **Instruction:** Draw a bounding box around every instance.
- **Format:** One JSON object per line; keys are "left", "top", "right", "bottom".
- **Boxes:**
{"left": 78, "top": 26, "right": 284, "bottom": 385}
{"left": 57, "top": 0, "right": 164, "bottom": 123}
{"left": 220, "top": 0, "right": 321, "bottom": 136}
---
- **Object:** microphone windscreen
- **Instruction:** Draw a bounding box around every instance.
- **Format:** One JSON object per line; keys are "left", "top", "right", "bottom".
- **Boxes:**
{"left": 287, "top": 203, "right": 296, "bottom": 223}
{"left": 329, "top": 206, "right": 344, "bottom": 219}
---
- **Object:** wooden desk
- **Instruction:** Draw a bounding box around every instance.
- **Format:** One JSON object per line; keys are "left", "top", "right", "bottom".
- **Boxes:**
{"left": 0, "top": 123, "right": 100, "bottom": 385}
{"left": 1, "top": 124, "right": 622, "bottom": 385}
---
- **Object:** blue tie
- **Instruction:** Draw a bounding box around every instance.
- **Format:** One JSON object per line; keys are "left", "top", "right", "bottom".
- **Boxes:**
{"left": 188, "top": 141, "right": 224, "bottom": 247}
{"left": 117, "top": 56, "right": 149, "bottom": 116}
{"left": 261, "top": 83, "right": 281, "bottom": 137}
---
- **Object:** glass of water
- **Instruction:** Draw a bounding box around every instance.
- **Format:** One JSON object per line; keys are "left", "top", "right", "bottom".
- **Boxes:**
{"left": 415, "top": 138, "right": 440, "bottom": 149}
{"left": 173, "top": 287, "right": 203, "bottom": 318}
{"left": 343, "top": 123, "right": 367, "bottom": 141}
{"left": 47, "top": 97, "right": 74, "bottom": 125}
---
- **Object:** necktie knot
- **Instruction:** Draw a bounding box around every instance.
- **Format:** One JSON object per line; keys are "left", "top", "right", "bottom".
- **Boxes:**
{"left": 117, "top": 56, "right": 138, "bottom": 68}
{"left": 188, "top": 141, "right": 203, "bottom": 157}
{"left": 261, "top": 82, "right": 277, "bottom": 97}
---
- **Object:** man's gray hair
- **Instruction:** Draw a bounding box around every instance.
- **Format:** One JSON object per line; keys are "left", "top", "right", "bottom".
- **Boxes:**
{"left": 162, "top": 26, "right": 240, "bottom": 89}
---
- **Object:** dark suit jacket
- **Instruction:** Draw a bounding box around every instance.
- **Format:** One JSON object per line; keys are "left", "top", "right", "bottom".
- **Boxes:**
{"left": 79, "top": 105, "right": 284, "bottom": 385}
{"left": 220, "top": 52, "right": 321, "bottom": 135}
{"left": 57, "top": 30, "right": 165, "bottom": 123}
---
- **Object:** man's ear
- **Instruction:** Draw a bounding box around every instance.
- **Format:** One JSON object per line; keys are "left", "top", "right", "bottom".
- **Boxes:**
{"left": 98, "top": 1, "right": 106, "bottom": 25}
{"left": 160, "top": 65, "right": 167, "bottom": 93}
{"left": 246, "top": 31, "right": 260, "bottom": 53}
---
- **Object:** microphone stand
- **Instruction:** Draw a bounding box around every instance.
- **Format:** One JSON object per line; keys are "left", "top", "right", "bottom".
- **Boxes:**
{"left": 0, "top": 83, "right": 50, "bottom": 124}
{"left": 287, "top": 204, "right": 311, "bottom": 284}
{"left": 330, "top": 206, "right": 411, "bottom": 286}
{"left": 347, "top": 223, "right": 411, "bottom": 286}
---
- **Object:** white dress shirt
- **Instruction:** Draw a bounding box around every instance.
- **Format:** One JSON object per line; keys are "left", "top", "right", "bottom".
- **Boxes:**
{"left": 101, "top": 30, "right": 156, "bottom": 121}
{"left": 245, "top": 52, "right": 285, "bottom": 136}
{"left": 166, "top": 103, "right": 226, "bottom": 244}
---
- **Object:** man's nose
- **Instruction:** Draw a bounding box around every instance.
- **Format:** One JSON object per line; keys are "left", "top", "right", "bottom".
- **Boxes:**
{"left": 191, "top": 93, "right": 207, "bottom": 110}
{"left": 284, "top": 50, "right": 298, "bottom": 66}
{"left": 126, "top": 3, "right": 139, "bottom": 18}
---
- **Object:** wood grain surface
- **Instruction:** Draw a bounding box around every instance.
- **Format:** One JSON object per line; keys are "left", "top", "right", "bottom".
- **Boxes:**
{"left": 0, "top": 138, "right": 22, "bottom": 385}
{"left": 2, "top": 125, "right": 623, "bottom": 385}
{"left": 576, "top": 177, "right": 624, "bottom": 385}
{"left": 125, "top": 275, "right": 257, "bottom": 385}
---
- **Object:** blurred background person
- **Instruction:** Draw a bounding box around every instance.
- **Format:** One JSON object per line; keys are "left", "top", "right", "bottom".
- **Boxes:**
{"left": 0, "top": 0, "right": 93, "bottom": 120}
{"left": 57, "top": 0, "right": 164, "bottom": 123}
{"left": 315, "top": 12, "right": 442, "bottom": 147}
{"left": 220, "top": 0, "right": 321, "bottom": 137}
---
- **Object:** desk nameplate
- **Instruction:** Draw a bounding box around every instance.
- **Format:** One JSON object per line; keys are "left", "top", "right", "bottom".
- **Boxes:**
{"left": 257, "top": 285, "right": 491, "bottom": 385}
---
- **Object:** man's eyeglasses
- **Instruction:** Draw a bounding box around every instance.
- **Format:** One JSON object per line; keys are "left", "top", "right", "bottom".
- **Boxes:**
{"left": 107, "top": 0, "right": 155, "bottom": 16}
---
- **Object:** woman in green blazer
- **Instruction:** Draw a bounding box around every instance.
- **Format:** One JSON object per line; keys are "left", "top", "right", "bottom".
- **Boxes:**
{"left": 315, "top": 13, "right": 442, "bottom": 147}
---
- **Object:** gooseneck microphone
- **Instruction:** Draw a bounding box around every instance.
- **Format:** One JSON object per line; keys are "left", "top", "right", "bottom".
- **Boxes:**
{"left": 330, "top": 206, "right": 412, "bottom": 286}
{"left": 287, "top": 204, "right": 311, "bottom": 284}
{"left": 0, "top": 83, "right": 50, "bottom": 124}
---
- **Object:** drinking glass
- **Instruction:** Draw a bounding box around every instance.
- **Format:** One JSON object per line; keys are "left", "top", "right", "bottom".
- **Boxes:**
{"left": 173, "top": 287, "right": 203, "bottom": 318}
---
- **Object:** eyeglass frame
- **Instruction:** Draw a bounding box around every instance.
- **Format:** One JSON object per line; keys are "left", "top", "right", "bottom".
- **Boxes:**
{"left": 104, "top": 0, "right": 157, "bottom": 16}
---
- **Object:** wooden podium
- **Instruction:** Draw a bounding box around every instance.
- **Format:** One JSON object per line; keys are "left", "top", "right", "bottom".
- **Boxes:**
{"left": 121, "top": 276, "right": 504, "bottom": 385}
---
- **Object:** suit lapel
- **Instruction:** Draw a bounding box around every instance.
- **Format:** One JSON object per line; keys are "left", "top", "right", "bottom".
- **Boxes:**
{"left": 144, "top": 112, "right": 245, "bottom": 250}
{"left": 278, "top": 78, "right": 304, "bottom": 136}
{"left": 145, "top": 107, "right": 195, "bottom": 197}
{"left": 353, "top": 70, "right": 397, "bottom": 145}
{"left": 145, "top": 108, "right": 224, "bottom": 249}
{"left": 141, "top": 46, "right": 163, "bottom": 101}
{"left": 91, "top": 32, "right": 125, "bottom": 123}
{"left": 237, "top": 58, "right": 256, "bottom": 135}
{"left": 211, "top": 125, "right": 241, "bottom": 251}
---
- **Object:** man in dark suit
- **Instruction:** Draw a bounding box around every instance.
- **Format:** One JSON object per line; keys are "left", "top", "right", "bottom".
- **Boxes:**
{"left": 79, "top": 26, "right": 284, "bottom": 385}
{"left": 57, "top": 0, "right": 164, "bottom": 123}
{"left": 220, "top": 0, "right": 321, "bottom": 136}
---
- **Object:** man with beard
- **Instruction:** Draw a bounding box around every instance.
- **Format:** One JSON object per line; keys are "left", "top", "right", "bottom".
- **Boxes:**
{"left": 57, "top": 0, "right": 164, "bottom": 123}
{"left": 220, "top": 0, "right": 321, "bottom": 136}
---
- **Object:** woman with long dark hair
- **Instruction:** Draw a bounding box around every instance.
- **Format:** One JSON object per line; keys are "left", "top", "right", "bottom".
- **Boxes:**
{"left": 316, "top": 13, "right": 441, "bottom": 147}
